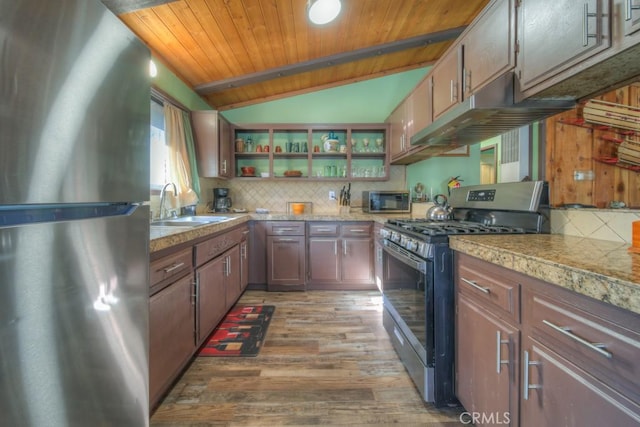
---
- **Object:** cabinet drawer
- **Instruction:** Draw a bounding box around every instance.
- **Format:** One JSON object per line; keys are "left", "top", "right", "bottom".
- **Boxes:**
{"left": 150, "top": 247, "right": 193, "bottom": 288}
{"left": 308, "top": 223, "right": 339, "bottom": 236}
{"left": 194, "top": 226, "right": 246, "bottom": 267}
{"left": 524, "top": 287, "right": 640, "bottom": 401}
{"left": 456, "top": 254, "right": 520, "bottom": 321}
{"left": 341, "top": 222, "right": 372, "bottom": 237}
{"left": 265, "top": 221, "right": 305, "bottom": 236}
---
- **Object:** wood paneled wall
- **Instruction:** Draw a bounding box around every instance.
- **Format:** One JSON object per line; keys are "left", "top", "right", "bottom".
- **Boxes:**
{"left": 545, "top": 83, "right": 640, "bottom": 208}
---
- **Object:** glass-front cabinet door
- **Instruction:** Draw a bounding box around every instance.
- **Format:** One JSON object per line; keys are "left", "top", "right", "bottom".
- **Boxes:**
{"left": 232, "top": 124, "right": 388, "bottom": 181}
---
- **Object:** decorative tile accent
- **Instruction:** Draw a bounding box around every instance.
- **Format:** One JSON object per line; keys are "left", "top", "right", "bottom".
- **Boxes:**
{"left": 551, "top": 209, "right": 640, "bottom": 244}
{"left": 197, "top": 166, "right": 406, "bottom": 214}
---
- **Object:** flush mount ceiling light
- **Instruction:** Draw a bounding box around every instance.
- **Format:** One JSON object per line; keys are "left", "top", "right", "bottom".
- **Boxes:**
{"left": 307, "top": 0, "right": 342, "bottom": 25}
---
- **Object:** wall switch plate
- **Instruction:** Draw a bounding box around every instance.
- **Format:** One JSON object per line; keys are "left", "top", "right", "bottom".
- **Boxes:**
{"left": 329, "top": 191, "right": 336, "bottom": 200}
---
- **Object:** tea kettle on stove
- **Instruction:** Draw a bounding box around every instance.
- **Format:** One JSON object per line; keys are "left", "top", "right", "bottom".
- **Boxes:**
{"left": 426, "top": 194, "right": 452, "bottom": 221}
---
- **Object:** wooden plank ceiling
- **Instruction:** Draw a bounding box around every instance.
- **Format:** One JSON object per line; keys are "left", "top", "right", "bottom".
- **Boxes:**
{"left": 110, "top": 0, "right": 490, "bottom": 110}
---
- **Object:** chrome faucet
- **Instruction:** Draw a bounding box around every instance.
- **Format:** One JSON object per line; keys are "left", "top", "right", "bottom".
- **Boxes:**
{"left": 159, "top": 182, "right": 177, "bottom": 220}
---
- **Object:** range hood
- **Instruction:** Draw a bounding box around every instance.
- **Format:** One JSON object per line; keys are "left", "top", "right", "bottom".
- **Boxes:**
{"left": 410, "top": 73, "right": 575, "bottom": 152}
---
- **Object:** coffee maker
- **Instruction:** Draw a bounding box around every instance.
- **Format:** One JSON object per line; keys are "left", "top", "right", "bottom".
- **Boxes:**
{"left": 213, "top": 188, "right": 232, "bottom": 212}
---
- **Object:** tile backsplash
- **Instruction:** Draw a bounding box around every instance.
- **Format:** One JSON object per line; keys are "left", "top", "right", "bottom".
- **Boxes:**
{"left": 198, "top": 165, "right": 407, "bottom": 214}
{"left": 550, "top": 208, "right": 640, "bottom": 244}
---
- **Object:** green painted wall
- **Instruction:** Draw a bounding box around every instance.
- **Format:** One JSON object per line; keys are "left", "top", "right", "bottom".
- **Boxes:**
{"left": 222, "top": 68, "right": 430, "bottom": 123}
{"left": 152, "top": 59, "right": 211, "bottom": 111}
{"left": 407, "top": 145, "right": 482, "bottom": 198}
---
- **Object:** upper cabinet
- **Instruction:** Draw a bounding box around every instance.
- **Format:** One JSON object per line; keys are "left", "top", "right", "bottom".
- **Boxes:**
{"left": 516, "top": 0, "right": 611, "bottom": 95}
{"left": 431, "top": 44, "right": 462, "bottom": 122}
{"left": 192, "top": 110, "right": 232, "bottom": 179}
{"left": 432, "top": 0, "right": 515, "bottom": 121}
{"left": 462, "top": 0, "right": 516, "bottom": 99}
{"left": 516, "top": 0, "right": 640, "bottom": 101}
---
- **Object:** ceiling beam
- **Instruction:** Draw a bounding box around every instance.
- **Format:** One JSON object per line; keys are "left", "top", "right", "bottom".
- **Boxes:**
{"left": 194, "top": 26, "right": 466, "bottom": 95}
{"left": 101, "top": 0, "right": 178, "bottom": 15}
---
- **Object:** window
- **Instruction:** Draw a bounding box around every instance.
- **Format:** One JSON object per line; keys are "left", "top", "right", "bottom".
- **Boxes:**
{"left": 150, "top": 99, "right": 168, "bottom": 190}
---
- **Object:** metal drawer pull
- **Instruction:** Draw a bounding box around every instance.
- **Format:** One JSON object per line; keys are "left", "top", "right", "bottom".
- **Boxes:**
{"left": 461, "top": 277, "right": 490, "bottom": 294}
{"left": 627, "top": 0, "right": 640, "bottom": 20}
{"left": 583, "top": 3, "right": 598, "bottom": 47}
{"left": 277, "top": 238, "right": 294, "bottom": 242}
{"left": 277, "top": 228, "right": 295, "bottom": 232}
{"left": 496, "top": 331, "right": 509, "bottom": 373}
{"left": 523, "top": 350, "right": 542, "bottom": 400}
{"left": 315, "top": 228, "right": 333, "bottom": 232}
{"left": 348, "top": 229, "right": 367, "bottom": 233}
{"left": 163, "top": 262, "right": 185, "bottom": 273}
{"left": 542, "top": 319, "right": 612, "bottom": 359}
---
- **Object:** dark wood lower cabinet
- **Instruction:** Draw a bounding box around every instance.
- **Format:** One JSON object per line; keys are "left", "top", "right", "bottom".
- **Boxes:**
{"left": 521, "top": 337, "right": 640, "bottom": 427}
{"left": 149, "top": 273, "right": 195, "bottom": 409}
{"left": 196, "top": 253, "right": 227, "bottom": 344}
{"left": 307, "top": 222, "right": 375, "bottom": 290}
{"left": 267, "top": 235, "right": 306, "bottom": 290}
{"left": 456, "top": 293, "right": 519, "bottom": 426}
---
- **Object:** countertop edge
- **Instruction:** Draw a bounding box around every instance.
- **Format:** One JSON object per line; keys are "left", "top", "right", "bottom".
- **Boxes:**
{"left": 149, "top": 212, "right": 395, "bottom": 253}
{"left": 450, "top": 235, "right": 640, "bottom": 315}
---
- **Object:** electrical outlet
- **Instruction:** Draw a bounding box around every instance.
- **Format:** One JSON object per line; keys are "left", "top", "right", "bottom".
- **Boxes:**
{"left": 329, "top": 190, "right": 336, "bottom": 200}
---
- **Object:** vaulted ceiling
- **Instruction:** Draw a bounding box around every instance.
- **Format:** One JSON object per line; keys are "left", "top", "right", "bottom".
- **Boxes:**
{"left": 104, "top": 0, "right": 490, "bottom": 110}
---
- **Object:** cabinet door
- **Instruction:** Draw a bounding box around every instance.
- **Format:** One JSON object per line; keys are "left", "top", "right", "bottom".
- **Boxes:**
{"left": 224, "top": 245, "right": 242, "bottom": 310}
{"left": 308, "top": 237, "right": 340, "bottom": 284}
{"left": 516, "top": 0, "right": 610, "bottom": 92}
{"left": 432, "top": 45, "right": 462, "bottom": 121}
{"left": 456, "top": 293, "right": 519, "bottom": 426}
{"left": 341, "top": 237, "right": 374, "bottom": 284}
{"left": 149, "top": 274, "right": 195, "bottom": 408}
{"left": 218, "top": 115, "right": 232, "bottom": 178}
{"left": 388, "top": 101, "right": 407, "bottom": 159}
{"left": 522, "top": 337, "right": 640, "bottom": 427}
{"left": 248, "top": 221, "right": 267, "bottom": 286}
{"left": 196, "top": 255, "right": 227, "bottom": 344}
{"left": 267, "top": 235, "right": 306, "bottom": 289}
{"left": 463, "top": 0, "right": 515, "bottom": 98}
{"left": 240, "top": 237, "right": 249, "bottom": 292}
{"left": 409, "top": 78, "right": 431, "bottom": 138}
{"left": 192, "top": 110, "right": 223, "bottom": 178}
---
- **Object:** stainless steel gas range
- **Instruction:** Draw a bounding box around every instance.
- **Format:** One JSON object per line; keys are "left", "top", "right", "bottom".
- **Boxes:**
{"left": 379, "top": 181, "right": 550, "bottom": 407}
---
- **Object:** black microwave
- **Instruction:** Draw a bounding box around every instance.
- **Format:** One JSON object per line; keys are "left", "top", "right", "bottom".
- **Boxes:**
{"left": 363, "top": 191, "right": 411, "bottom": 213}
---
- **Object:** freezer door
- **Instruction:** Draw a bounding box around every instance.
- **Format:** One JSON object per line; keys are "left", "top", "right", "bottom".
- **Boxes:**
{"left": 0, "top": 206, "right": 150, "bottom": 426}
{"left": 0, "top": 0, "right": 150, "bottom": 205}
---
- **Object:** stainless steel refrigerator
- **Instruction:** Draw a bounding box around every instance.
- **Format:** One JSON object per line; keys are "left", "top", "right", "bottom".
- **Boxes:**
{"left": 1, "top": 1, "right": 150, "bottom": 425}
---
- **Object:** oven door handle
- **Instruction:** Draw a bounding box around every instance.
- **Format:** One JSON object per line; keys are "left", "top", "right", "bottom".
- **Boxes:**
{"left": 382, "top": 242, "right": 427, "bottom": 274}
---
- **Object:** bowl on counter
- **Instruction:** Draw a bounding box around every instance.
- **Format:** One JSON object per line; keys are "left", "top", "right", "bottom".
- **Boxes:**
{"left": 260, "top": 172, "right": 269, "bottom": 178}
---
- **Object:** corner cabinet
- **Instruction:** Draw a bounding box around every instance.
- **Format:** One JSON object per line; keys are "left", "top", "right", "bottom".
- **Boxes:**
{"left": 233, "top": 124, "right": 389, "bottom": 181}
{"left": 192, "top": 110, "right": 232, "bottom": 178}
{"left": 455, "top": 252, "right": 640, "bottom": 426}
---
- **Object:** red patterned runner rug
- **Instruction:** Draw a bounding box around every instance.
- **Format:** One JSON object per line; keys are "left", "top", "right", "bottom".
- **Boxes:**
{"left": 197, "top": 305, "right": 275, "bottom": 357}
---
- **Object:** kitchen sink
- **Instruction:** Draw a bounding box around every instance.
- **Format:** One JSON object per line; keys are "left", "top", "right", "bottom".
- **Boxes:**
{"left": 151, "top": 215, "right": 231, "bottom": 227}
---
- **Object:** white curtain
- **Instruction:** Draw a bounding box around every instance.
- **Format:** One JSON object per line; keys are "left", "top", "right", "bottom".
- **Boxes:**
{"left": 163, "top": 103, "right": 199, "bottom": 207}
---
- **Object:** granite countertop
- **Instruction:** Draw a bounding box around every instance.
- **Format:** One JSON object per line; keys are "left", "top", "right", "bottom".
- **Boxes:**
{"left": 149, "top": 212, "right": 397, "bottom": 253}
{"left": 449, "top": 234, "right": 640, "bottom": 315}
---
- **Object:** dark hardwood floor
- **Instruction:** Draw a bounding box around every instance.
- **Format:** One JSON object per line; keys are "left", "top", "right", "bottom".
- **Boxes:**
{"left": 150, "top": 290, "right": 464, "bottom": 426}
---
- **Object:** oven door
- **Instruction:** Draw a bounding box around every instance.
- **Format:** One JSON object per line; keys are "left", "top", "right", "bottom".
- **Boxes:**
{"left": 380, "top": 240, "right": 434, "bottom": 365}
{"left": 380, "top": 238, "right": 456, "bottom": 407}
